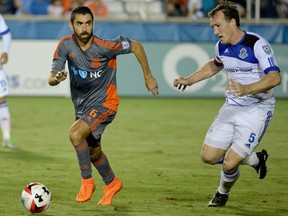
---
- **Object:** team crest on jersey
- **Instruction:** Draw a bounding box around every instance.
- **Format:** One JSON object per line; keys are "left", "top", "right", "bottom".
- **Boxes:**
{"left": 262, "top": 45, "right": 271, "bottom": 54}
{"left": 121, "top": 41, "right": 130, "bottom": 50}
{"left": 238, "top": 48, "right": 248, "bottom": 59}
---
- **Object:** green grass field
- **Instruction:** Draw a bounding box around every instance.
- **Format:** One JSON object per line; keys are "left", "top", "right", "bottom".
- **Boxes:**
{"left": 0, "top": 97, "right": 287, "bottom": 216}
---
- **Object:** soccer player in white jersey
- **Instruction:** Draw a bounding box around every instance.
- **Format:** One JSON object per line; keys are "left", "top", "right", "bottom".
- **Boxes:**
{"left": 173, "top": 2, "right": 281, "bottom": 207}
{"left": 0, "top": 14, "right": 15, "bottom": 148}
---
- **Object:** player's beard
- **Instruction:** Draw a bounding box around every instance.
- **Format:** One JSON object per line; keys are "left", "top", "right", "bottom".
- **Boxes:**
{"left": 76, "top": 30, "right": 93, "bottom": 45}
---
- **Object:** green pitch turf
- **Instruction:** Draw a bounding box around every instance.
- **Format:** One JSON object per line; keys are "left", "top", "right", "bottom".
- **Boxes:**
{"left": 0, "top": 97, "right": 287, "bottom": 216}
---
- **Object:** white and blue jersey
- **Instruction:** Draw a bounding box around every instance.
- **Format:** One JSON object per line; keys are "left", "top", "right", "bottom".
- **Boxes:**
{"left": 0, "top": 14, "right": 11, "bottom": 56}
{"left": 214, "top": 31, "right": 280, "bottom": 106}
{"left": 0, "top": 14, "right": 11, "bottom": 97}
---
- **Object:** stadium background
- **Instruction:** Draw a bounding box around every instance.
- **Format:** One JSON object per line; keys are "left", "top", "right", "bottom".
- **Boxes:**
{"left": 2, "top": 17, "right": 288, "bottom": 98}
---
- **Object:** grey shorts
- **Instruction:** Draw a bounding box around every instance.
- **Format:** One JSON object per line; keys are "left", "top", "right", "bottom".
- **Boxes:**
{"left": 78, "top": 106, "right": 116, "bottom": 138}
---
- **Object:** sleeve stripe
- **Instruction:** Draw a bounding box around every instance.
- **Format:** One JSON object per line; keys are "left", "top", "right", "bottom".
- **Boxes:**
{"left": 0, "top": 28, "right": 10, "bottom": 35}
{"left": 268, "top": 57, "right": 276, "bottom": 67}
{"left": 214, "top": 56, "right": 223, "bottom": 67}
{"left": 93, "top": 37, "right": 122, "bottom": 50}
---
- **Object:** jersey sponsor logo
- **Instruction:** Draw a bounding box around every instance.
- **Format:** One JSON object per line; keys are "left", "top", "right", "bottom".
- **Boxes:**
{"left": 238, "top": 48, "right": 248, "bottom": 59}
{"left": 71, "top": 66, "right": 103, "bottom": 79}
{"left": 79, "top": 70, "right": 88, "bottom": 79}
{"left": 121, "top": 41, "right": 130, "bottom": 50}
{"left": 226, "top": 67, "right": 253, "bottom": 73}
{"left": 262, "top": 45, "right": 271, "bottom": 55}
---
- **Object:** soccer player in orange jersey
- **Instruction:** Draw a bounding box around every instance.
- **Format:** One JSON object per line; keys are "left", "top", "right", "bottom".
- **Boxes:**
{"left": 48, "top": 6, "right": 158, "bottom": 205}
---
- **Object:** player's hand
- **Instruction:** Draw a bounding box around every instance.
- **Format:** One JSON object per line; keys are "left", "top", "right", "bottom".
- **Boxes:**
{"left": 145, "top": 75, "right": 159, "bottom": 96}
{"left": 226, "top": 79, "right": 246, "bottom": 98}
{"left": 54, "top": 70, "right": 68, "bottom": 83}
{"left": 0, "top": 53, "right": 8, "bottom": 65}
{"left": 173, "top": 76, "right": 190, "bottom": 91}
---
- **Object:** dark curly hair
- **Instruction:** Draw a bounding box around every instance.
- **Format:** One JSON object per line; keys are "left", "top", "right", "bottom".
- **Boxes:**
{"left": 70, "top": 6, "right": 94, "bottom": 23}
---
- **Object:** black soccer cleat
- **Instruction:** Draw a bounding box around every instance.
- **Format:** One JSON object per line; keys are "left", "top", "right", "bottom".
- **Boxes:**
{"left": 254, "top": 149, "right": 269, "bottom": 179}
{"left": 208, "top": 191, "right": 229, "bottom": 207}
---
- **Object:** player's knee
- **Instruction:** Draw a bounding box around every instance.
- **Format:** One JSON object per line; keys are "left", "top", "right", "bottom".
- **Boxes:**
{"left": 201, "top": 153, "right": 217, "bottom": 164}
{"left": 69, "top": 120, "right": 90, "bottom": 145}
{"left": 223, "top": 160, "right": 238, "bottom": 173}
{"left": 69, "top": 128, "right": 84, "bottom": 145}
{"left": 90, "top": 147, "right": 101, "bottom": 162}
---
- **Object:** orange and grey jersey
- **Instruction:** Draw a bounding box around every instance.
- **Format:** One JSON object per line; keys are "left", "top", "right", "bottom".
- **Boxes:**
{"left": 52, "top": 34, "right": 132, "bottom": 115}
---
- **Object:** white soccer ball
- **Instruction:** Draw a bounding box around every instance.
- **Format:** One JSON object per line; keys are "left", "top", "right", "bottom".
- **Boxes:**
{"left": 21, "top": 182, "right": 52, "bottom": 213}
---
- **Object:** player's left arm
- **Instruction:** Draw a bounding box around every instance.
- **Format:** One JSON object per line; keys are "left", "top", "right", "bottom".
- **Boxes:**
{"left": 131, "top": 41, "right": 158, "bottom": 96}
{"left": 1, "top": 52, "right": 8, "bottom": 65}
{"left": 0, "top": 26, "right": 11, "bottom": 65}
{"left": 227, "top": 71, "right": 281, "bottom": 96}
{"left": 227, "top": 39, "right": 281, "bottom": 97}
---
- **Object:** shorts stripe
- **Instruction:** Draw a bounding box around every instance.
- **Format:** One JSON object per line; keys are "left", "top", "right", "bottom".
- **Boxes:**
{"left": 258, "top": 111, "right": 273, "bottom": 142}
{"left": 90, "top": 109, "right": 115, "bottom": 131}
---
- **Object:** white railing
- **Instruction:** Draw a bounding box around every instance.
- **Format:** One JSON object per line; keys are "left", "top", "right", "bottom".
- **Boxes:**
{"left": 246, "top": 0, "right": 261, "bottom": 21}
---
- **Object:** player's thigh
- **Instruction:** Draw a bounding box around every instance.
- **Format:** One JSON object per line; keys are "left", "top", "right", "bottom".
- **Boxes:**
{"left": 204, "top": 104, "right": 234, "bottom": 150}
{"left": 232, "top": 105, "right": 274, "bottom": 158}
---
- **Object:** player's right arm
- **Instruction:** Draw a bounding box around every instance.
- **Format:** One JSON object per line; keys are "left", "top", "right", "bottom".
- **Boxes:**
{"left": 173, "top": 59, "right": 223, "bottom": 91}
{"left": 131, "top": 41, "right": 159, "bottom": 96}
{"left": 49, "top": 37, "right": 70, "bottom": 86}
{"left": 48, "top": 70, "right": 68, "bottom": 86}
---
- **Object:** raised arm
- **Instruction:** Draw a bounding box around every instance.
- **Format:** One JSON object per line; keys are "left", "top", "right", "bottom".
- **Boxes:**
{"left": 131, "top": 41, "right": 158, "bottom": 96}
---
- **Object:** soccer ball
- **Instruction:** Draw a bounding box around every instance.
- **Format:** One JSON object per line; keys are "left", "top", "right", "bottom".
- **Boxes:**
{"left": 21, "top": 182, "right": 52, "bottom": 213}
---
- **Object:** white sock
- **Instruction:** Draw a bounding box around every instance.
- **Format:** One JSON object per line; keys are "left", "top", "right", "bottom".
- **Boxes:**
{"left": 0, "top": 102, "right": 11, "bottom": 141}
{"left": 242, "top": 152, "right": 259, "bottom": 168}
{"left": 217, "top": 169, "right": 240, "bottom": 195}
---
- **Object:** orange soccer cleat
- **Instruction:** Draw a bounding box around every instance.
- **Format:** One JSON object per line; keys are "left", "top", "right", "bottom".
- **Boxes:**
{"left": 76, "top": 177, "right": 96, "bottom": 203}
{"left": 98, "top": 177, "right": 123, "bottom": 205}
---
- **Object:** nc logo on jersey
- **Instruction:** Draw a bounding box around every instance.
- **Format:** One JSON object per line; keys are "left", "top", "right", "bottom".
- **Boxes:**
{"left": 262, "top": 45, "right": 271, "bottom": 55}
{"left": 71, "top": 66, "right": 103, "bottom": 79}
{"left": 238, "top": 48, "right": 248, "bottom": 59}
